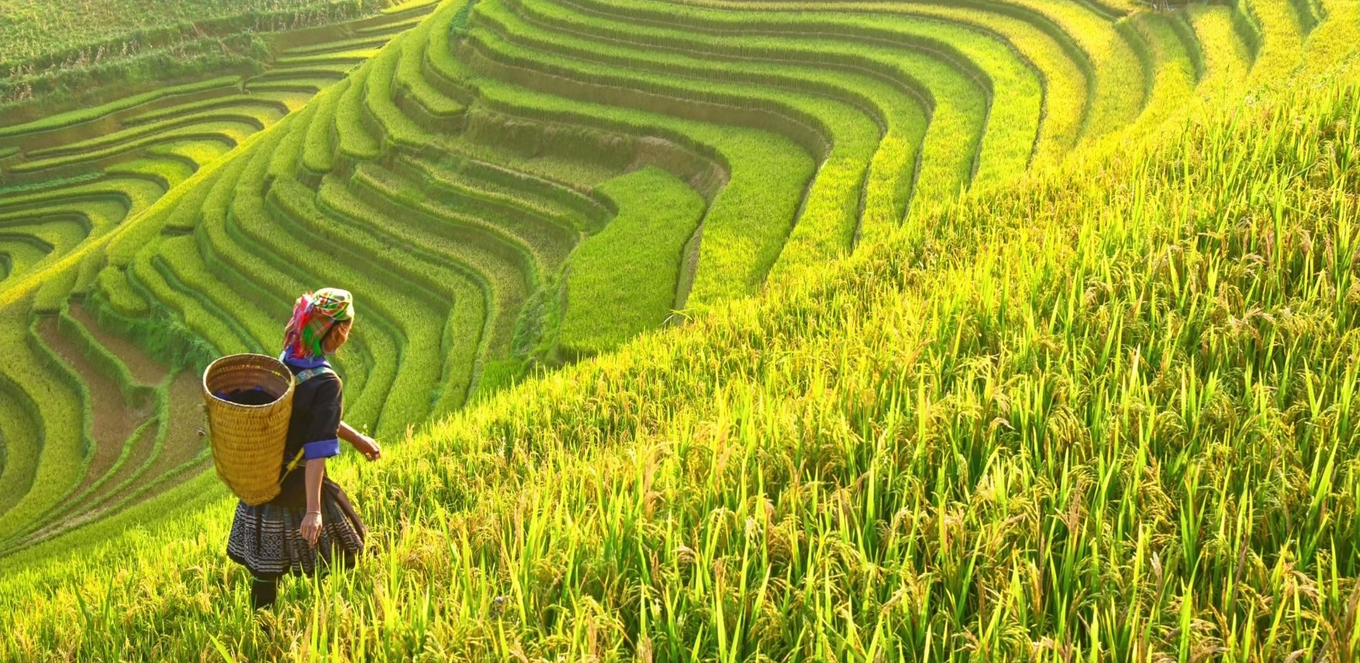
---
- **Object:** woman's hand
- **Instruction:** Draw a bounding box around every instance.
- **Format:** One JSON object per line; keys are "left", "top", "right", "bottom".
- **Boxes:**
{"left": 339, "top": 421, "right": 381, "bottom": 461}
{"left": 355, "top": 435, "right": 382, "bottom": 461}
{"left": 300, "top": 511, "right": 323, "bottom": 547}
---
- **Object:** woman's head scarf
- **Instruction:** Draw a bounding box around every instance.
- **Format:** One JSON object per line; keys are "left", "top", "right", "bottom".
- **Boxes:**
{"left": 283, "top": 288, "right": 355, "bottom": 359}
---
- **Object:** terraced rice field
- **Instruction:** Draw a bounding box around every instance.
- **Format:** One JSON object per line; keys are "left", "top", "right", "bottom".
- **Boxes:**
{"left": 0, "top": 1, "right": 439, "bottom": 554}
{"left": 0, "top": 0, "right": 1330, "bottom": 559}
{"left": 0, "top": 0, "right": 431, "bottom": 110}
{"left": 2, "top": 0, "right": 1360, "bottom": 659}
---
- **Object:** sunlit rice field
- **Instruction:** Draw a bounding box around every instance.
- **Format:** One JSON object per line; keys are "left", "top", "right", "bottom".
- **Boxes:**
{"left": 2, "top": 0, "right": 1360, "bottom": 660}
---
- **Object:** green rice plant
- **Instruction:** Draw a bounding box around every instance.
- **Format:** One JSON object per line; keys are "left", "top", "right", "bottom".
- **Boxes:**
{"left": 148, "top": 138, "right": 235, "bottom": 170}
{"left": 1289, "top": 0, "right": 1322, "bottom": 35}
{"left": 105, "top": 156, "right": 197, "bottom": 191}
{"left": 18, "top": 313, "right": 159, "bottom": 543}
{"left": 396, "top": 156, "right": 581, "bottom": 252}
{"left": 0, "top": 202, "right": 120, "bottom": 288}
{"left": 181, "top": 227, "right": 299, "bottom": 356}
{"left": 312, "top": 168, "right": 516, "bottom": 401}
{"left": 245, "top": 76, "right": 347, "bottom": 94}
{"left": 361, "top": 34, "right": 433, "bottom": 149}
{"left": 0, "top": 126, "right": 298, "bottom": 415}
{"left": 26, "top": 108, "right": 277, "bottom": 159}
{"left": 70, "top": 251, "right": 103, "bottom": 296}
{"left": 0, "top": 221, "right": 87, "bottom": 254}
{"left": 355, "top": 166, "right": 539, "bottom": 283}
{"left": 262, "top": 128, "right": 481, "bottom": 418}
{"left": 238, "top": 150, "right": 432, "bottom": 430}
{"left": 80, "top": 284, "right": 216, "bottom": 380}
{"left": 463, "top": 22, "right": 883, "bottom": 282}
{"left": 440, "top": 45, "right": 815, "bottom": 304}
{"left": 5, "top": 372, "right": 216, "bottom": 554}
{"left": 357, "top": 12, "right": 431, "bottom": 36}
{"left": 262, "top": 177, "right": 449, "bottom": 433}
{"left": 9, "top": 122, "right": 259, "bottom": 174}
{"left": 420, "top": 147, "right": 615, "bottom": 228}
{"left": 432, "top": 280, "right": 488, "bottom": 415}
{"left": 169, "top": 155, "right": 244, "bottom": 239}
{"left": 127, "top": 239, "right": 245, "bottom": 358}
{"left": 1164, "top": 11, "right": 1207, "bottom": 82}
{"left": 282, "top": 34, "right": 394, "bottom": 58}
{"left": 380, "top": 159, "right": 578, "bottom": 272}
{"left": 0, "top": 178, "right": 155, "bottom": 228}
{"left": 394, "top": 14, "right": 466, "bottom": 124}
{"left": 558, "top": 167, "right": 705, "bottom": 357}
{"left": 336, "top": 65, "right": 383, "bottom": 162}
{"left": 302, "top": 81, "right": 349, "bottom": 175}
{"left": 178, "top": 158, "right": 294, "bottom": 339}
{"left": 275, "top": 49, "right": 382, "bottom": 68}
{"left": 1290, "top": 0, "right": 1360, "bottom": 83}
{"left": 0, "top": 375, "right": 42, "bottom": 518}
{"left": 0, "top": 304, "right": 91, "bottom": 547}
{"left": 0, "top": 0, "right": 372, "bottom": 76}
{"left": 254, "top": 89, "right": 322, "bottom": 113}
{"left": 186, "top": 162, "right": 398, "bottom": 428}
{"left": 454, "top": 106, "right": 674, "bottom": 186}
{"left": 524, "top": 0, "right": 1039, "bottom": 191}
{"left": 120, "top": 95, "right": 293, "bottom": 126}
{"left": 2, "top": 34, "right": 264, "bottom": 111}
{"left": 568, "top": 0, "right": 1087, "bottom": 167}
{"left": 467, "top": 7, "right": 837, "bottom": 153}
{"left": 0, "top": 76, "right": 240, "bottom": 138}
{"left": 248, "top": 64, "right": 355, "bottom": 83}
{"left": 1230, "top": 0, "right": 1266, "bottom": 61}
{"left": 0, "top": 211, "right": 87, "bottom": 237}
{"left": 93, "top": 267, "right": 150, "bottom": 318}
{"left": 266, "top": 110, "right": 312, "bottom": 183}
{"left": 419, "top": 0, "right": 481, "bottom": 101}
{"left": 97, "top": 128, "right": 289, "bottom": 279}
{"left": 980, "top": 0, "right": 1148, "bottom": 143}
{"left": 0, "top": 469, "right": 225, "bottom": 588}
{"left": 151, "top": 236, "right": 266, "bottom": 355}
{"left": 383, "top": 0, "right": 442, "bottom": 15}
{"left": 7, "top": 2, "right": 1360, "bottom": 652}
{"left": 706, "top": 0, "right": 1091, "bottom": 153}
{"left": 482, "top": 0, "right": 936, "bottom": 259}
{"left": 1106, "top": 11, "right": 1199, "bottom": 144}
{"left": 10, "top": 417, "right": 157, "bottom": 552}
{"left": 0, "top": 235, "right": 55, "bottom": 283}
{"left": 55, "top": 308, "right": 155, "bottom": 404}
{"left": 0, "top": 174, "right": 103, "bottom": 199}
{"left": 315, "top": 169, "right": 522, "bottom": 312}
{"left": 31, "top": 256, "right": 78, "bottom": 314}
{"left": 7, "top": 72, "right": 1360, "bottom": 660}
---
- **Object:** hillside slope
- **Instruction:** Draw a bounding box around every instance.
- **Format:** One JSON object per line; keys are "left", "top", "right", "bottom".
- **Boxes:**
{"left": 4, "top": 53, "right": 1360, "bottom": 661}
{"left": 0, "top": 0, "right": 409, "bottom": 112}
{"left": 0, "top": 2, "right": 442, "bottom": 554}
{"left": 3, "top": 0, "right": 1352, "bottom": 555}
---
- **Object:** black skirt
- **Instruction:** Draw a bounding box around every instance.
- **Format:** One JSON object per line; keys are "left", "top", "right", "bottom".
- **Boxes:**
{"left": 226, "top": 479, "right": 366, "bottom": 579}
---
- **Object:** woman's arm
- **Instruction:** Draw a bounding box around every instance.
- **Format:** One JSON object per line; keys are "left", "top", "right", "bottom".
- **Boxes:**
{"left": 338, "top": 421, "right": 381, "bottom": 460}
{"left": 300, "top": 458, "right": 325, "bottom": 547}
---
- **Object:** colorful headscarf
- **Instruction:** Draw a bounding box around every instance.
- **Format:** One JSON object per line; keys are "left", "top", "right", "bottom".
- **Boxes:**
{"left": 283, "top": 288, "right": 355, "bottom": 360}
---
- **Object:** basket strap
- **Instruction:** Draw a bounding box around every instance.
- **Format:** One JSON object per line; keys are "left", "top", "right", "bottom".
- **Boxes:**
{"left": 295, "top": 366, "right": 334, "bottom": 384}
{"left": 280, "top": 366, "right": 336, "bottom": 483}
{"left": 283, "top": 448, "right": 306, "bottom": 475}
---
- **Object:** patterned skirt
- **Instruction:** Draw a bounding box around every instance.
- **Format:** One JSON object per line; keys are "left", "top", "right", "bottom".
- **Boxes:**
{"left": 226, "top": 480, "right": 366, "bottom": 579}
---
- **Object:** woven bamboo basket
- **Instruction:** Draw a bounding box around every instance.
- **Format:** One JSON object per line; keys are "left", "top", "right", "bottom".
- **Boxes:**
{"left": 202, "top": 354, "right": 296, "bottom": 505}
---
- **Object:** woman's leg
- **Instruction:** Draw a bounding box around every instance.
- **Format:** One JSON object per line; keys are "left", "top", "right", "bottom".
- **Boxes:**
{"left": 250, "top": 575, "right": 279, "bottom": 610}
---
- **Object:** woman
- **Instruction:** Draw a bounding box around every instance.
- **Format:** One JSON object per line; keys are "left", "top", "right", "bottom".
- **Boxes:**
{"left": 227, "top": 287, "right": 382, "bottom": 610}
